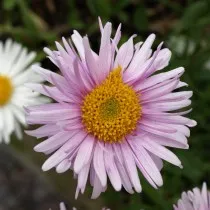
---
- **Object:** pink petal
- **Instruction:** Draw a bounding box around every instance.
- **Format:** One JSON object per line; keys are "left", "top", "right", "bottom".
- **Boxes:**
{"left": 77, "top": 161, "right": 91, "bottom": 194}
{"left": 71, "top": 31, "right": 85, "bottom": 61}
{"left": 26, "top": 107, "right": 80, "bottom": 124}
{"left": 125, "top": 42, "right": 163, "bottom": 83}
{"left": 93, "top": 142, "right": 107, "bottom": 187}
{"left": 114, "top": 35, "right": 135, "bottom": 69}
{"left": 149, "top": 133, "right": 188, "bottom": 149}
{"left": 62, "top": 37, "right": 75, "bottom": 58}
{"left": 126, "top": 34, "right": 156, "bottom": 77}
{"left": 169, "top": 124, "right": 190, "bottom": 137}
{"left": 136, "top": 67, "right": 184, "bottom": 91}
{"left": 143, "top": 48, "right": 171, "bottom": 78}
{"left": 149, "top": 153, "right": 163, "bottom": 171}
{"left": 42, "top": 149, "right": 69, "bottom": 171}
{"left": 34, "top": 131, "right": 76, "bottom": 153}
{"left": 144, "top": 99, "right": 191, "bottom": 112}
{"left": 56, "top": 159, "right": 71, "bottom": 173}
{"left": 83, "top": 37, "right": 99, "bottom": 85}
{"left": 133, "top": 154, "right": 158, "bottom": 189}
{"left": 25, "top": 124, "right": 60, "bottom": 138}
{"left": 113, "top": 23, "right": 122, "bottom": 46}
{"left": 121, "top": 141, "right": 142, "bottom": 193}
{"left": 91, "top": 174, "right": 103, "bottom": 199}
{"left": 176, "top": 81, "right": 188, "bottom": 89}
{"left": 25, "top": 83, "right": 72, "bottom": 102}
{"left": 143, "top": 114, "right": 193, "bottom": 126}
{"left": 98, "top": 22, "right": 112, "bottom": 80}
{"left": 64, "top": 131, "right": 87, "bottom": 154}
{"left": 128, "top": 140, "right": 163, "bottom": 186}
{"left": 112, "top": 144, "right": 134, "bottom": 194}
{"left": 104, "top": 144, "right": 122, "bottom": 191}
{"left": 41, "top": 131, "right": 87, "bottom": 171}
{"left": 141, "top": 139, "right": 182, "bottom": 167}
{"left": 143, "top": 91, "right": 193, "bottom": 104}
{"left": 138, "top": 125, "right": 187, "bottom": 145}
{"left": 32, "top": 65, "right": 69, "bottom": 87}
{"left": 74, "top": 135, "right": 95, "bottom": 173}
{"left": 139, "top": 119, "right": 177, "bottom": 133}
{"left": 141, "top": 79, "right": 179, "bottom": 102}
{"left": 98, "top": 17, "right": 103, "bottom": 33}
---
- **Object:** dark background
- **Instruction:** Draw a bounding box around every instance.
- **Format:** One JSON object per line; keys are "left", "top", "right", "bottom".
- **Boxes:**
{"left": 0, "top": 0, "right": 210, "bottom": 209}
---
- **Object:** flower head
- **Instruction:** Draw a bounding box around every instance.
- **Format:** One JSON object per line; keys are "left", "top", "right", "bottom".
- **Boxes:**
{"left": 25, "top": 18, "right": 196, "bottom": 199}
{"left": 0, "top": 39, "right": 45, "bottom": 143}
{"left": 174, "top": 183, "right": 210, "bottom": 210}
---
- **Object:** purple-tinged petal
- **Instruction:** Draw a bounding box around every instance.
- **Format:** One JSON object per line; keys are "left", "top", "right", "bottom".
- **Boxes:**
{"left": 74, "top": 135, "right": 95, "bottom": 173}
{"left": 93, "top": 142, "right": 107, "bottom": 187}
{"left": 114, "top": 35, "right": 135, "bottom": 70}
{"left": 121, "top": 141, "right": 142, "bottom": 193}
{"left": 104, "top": 144, "right": 122, "bottom": 191}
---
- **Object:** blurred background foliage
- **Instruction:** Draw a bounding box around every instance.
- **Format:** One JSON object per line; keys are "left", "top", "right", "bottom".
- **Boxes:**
{"left": 1, "top": 0, "right": 210, "bottom": 210}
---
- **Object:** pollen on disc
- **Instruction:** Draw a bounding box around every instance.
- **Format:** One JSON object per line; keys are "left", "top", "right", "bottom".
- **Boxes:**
{"left": 81, "top": 66, "right": 142, "bottom": 143}
{"left": 0, "top": 75, "right": 13, "bottom": 106}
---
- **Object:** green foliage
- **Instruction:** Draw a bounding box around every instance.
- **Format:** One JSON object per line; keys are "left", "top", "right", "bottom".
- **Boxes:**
{"left": 1, "top": 0, "right": 210, "bottom": 209}
{"left": 3, "top": 0, "right": 17, "bottom": 11}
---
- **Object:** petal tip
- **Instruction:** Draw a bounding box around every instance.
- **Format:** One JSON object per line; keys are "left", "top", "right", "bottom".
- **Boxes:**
{"left": 41, "top": 163, "right": 50, "bottom": 172}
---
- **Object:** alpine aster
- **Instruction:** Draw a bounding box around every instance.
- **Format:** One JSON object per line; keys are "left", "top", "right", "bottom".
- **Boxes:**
{"left": 0, "top": 39, "right": 45, "bottom": 143}
{"left": 174, "top": 183, "right": 210, "bottom": 210}
{"left": 25, "top": 18, "right": 196, "bottom": 199}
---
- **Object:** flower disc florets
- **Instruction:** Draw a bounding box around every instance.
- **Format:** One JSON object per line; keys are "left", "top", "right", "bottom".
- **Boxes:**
{"left": 0, "top": 75, "right": 13, "bottom": 106}
{"left": 82, "top": 66, "right": 141, "bottom": 143}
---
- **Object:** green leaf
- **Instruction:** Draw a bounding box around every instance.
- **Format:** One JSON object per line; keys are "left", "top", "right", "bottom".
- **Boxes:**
{"left": 180, "top": 1, "right": 209, "bottom": 30}
{"left": 17, "top": 1, "right": 38, "bottom": 31}
{"left": 3, "top": 0, "right": 17, "bottom": 10}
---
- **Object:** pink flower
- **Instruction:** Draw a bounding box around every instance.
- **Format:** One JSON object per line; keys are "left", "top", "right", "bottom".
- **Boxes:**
{"left": 174, "top": 183, "right": 210, "bottom": 210}
{"left": 25, "top": 18, "right": 196, "bottom": 199}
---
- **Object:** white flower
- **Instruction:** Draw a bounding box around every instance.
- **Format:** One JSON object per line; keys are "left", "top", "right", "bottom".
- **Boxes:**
{"left": 0, "top": 39, "right": 46, "bottom": 143}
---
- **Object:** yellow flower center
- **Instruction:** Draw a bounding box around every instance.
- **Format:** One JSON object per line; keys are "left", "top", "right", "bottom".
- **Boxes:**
{"left": 0, "top": 75, "right": 13, "bottom": 106}
{"left": 81, "top": 66, "right": 141, "bottom": 143}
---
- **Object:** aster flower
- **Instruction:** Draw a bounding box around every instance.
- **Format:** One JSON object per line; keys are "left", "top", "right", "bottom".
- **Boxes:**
{"left": 0, "top": 39, "right": 45, "bottom": 143}
{"left": 173, "top": 183, "right": 210, "bottom": 210}
{"left": 25, "top": 18, "right": 196, "bottom": 199}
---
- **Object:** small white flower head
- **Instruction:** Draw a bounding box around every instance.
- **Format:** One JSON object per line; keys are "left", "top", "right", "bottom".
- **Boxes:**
{"left": 0, "top": 39, "right": 46, "bottom": 143}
